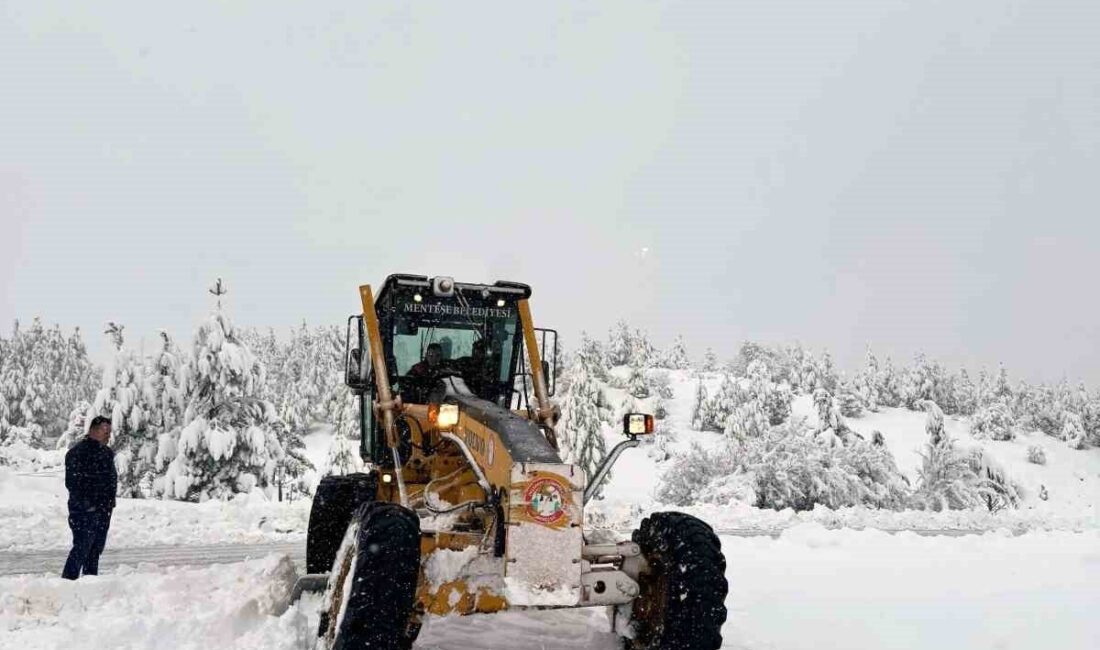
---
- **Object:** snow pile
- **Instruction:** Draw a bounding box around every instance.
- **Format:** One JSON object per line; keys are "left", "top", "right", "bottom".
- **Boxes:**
{"left": 0, "top": 554, "right": 303, "bottom": 650}
{"left": 0, "top": 469, "right": 308, "bottom": 552}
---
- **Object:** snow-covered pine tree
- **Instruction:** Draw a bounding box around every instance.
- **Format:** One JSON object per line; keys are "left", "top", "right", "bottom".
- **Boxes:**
{"left": 689, "top": 377, "right": 708, "bottom": 430}
{"left": 55, "top": 400, "right": 92, "bottom": 449}
{"left": 816, "top": 351, "right": 839, "bottom": 394}
{"left": 991, "top": 365, "right": 1013, "bottom": 404}
{"left": 954, "top": 369, "right": 978, "bottom": 417}
{"left": 854, "top": 348, "right": 881, "bottom": 413}
{"left": 699, "top": 373, "right": 742, "bottom": 432}
{"left": 162, "top": 282, "right": 284, "bottom": 501}
{"left": 875, "top": 356, "right": 903, "bottom": 408}
{"left": 1061, "top": 412, "right": 1086, "bottom": 450}
{"left": 0, "top": 319, "right": 97, "bottom": 447}
{"left": 626, "top": 358, "right": 650, "bottom": 399}
{"left": 145, "top": 330, "right": 184, "bottom": 434}
{"left": 701, "top": 348, "right": 719, "bottom": 373}
{"left": 629, "top": 328, "right": 656, "bottom": 368}
{"left": 605, "top": 321, "right": 633, "bottom": 367}
{"left": 919, "top": 399, "right": 946, "bottom": 447}
{"left": 560, "top": 333, "right": 610, "bottom": 492}
{"left": 93, "top": 323, "right": 157, "bottom": 497}
{"left": 837, "top": 383, "right": 864, "bottom": 418}
{"left": 320, "top": 430, "right": 363, "bottom": 476}
{"left": 813, "top": 388, "right": 850, "bottom": 445}
{"left": 661, "top": 336, "right": 691, "bottom": 370}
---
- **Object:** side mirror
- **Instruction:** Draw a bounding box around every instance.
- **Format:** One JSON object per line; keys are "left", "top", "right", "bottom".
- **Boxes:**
{"left": 622, "top": 413, "right": 655, "bottom": 437}
{"left": 346, "top": 348, "right": 368, "bottom": 393}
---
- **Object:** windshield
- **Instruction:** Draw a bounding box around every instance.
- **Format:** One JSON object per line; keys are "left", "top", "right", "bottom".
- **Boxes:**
{"left": 381, "top": 287, "right": 522, "bottom": 404}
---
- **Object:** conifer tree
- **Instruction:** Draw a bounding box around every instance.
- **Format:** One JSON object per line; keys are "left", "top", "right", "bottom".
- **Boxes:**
{"left": 661, "top": 336, "right": 691, "bottom": 370}
{"left": 560, "top": 334, "right": 609, "bottom": 490}
{"left": 701, "top": 348, "right": 719, "bottom": 373}
{"left": 93, "top": 323, "right": 156, "bottom": 497}
{"left": 162, "top": 281, "right": 284, "bottom": 501}
{"left": 605, "top": 321, "right": 633, "bottom": 367}
{"left": 626, "top": 358, "right": 650, "bottom": 399}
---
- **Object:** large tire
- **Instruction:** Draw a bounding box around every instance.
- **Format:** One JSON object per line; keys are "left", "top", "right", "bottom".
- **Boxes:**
{"left": 306, "top": 473, "right": 377, "bottom": 574}
{"left": 624, "top": 512, "right": 728, "bottom": 650}
{"left": 317, "top": 502, "right": 422, "bottom": 650}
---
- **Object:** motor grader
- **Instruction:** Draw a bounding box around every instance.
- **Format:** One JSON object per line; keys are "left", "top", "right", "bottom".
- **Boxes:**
{"left": 299, "top": 274, "right": 727, "bottom": 649}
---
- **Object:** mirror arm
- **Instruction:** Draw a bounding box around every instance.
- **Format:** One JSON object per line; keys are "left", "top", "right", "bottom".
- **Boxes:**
{"left": 583, "top": 436, "right": 640, "bottom": 505}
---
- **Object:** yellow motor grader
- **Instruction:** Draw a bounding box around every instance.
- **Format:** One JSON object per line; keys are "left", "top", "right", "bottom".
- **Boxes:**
{"left": 299, "top": 274, "right": 727, "bottom": 649}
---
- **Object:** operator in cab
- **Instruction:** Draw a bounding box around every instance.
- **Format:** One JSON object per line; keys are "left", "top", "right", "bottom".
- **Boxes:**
{"left": 456, "top": 338, "right": 494, "bottom": 400}
{"left": 408, "top": 342, "right": 445, "bottom": 379}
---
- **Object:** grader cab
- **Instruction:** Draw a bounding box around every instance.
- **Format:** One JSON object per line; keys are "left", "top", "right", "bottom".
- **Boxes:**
{"left": 301, "top": 274, "right": 728, "bottom": 650}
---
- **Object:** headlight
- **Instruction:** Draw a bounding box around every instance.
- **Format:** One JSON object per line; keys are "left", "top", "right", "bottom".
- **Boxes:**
{"left": 437, "top": 403, "right": 460, "bottom": 428}
{"left": 623, "top": 413, "right": 654, "bottom": 436}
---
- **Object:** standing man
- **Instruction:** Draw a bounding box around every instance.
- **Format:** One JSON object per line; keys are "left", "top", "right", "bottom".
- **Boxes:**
{"left": 62, "top": 415, "right": 117, "bottom": 580}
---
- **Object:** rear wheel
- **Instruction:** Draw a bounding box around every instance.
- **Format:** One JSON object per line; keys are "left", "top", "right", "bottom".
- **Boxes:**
{"left": 623, "top": 512, "right": 728, "bottom": 650}
{"left": 316, "top": 502, "right": 422, "bottom": 650}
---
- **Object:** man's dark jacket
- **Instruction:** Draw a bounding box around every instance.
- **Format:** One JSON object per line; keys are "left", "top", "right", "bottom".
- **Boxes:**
{"left": 65, "top": 438, "right": 118, "bottom": 512}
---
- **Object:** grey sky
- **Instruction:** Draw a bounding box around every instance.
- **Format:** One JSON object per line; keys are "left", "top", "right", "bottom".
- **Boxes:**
{"left": 2, "top": 1, "right": 1098, "bottom": 384}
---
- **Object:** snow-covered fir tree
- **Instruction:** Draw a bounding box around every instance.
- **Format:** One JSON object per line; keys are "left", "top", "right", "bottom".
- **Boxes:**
{"left": 93, "top": 323, "right": 157, "bottom": 497}
{"left": 559, "top": 334, "right": 610, "bottom": 490}
{"left": 853, "top": 348, "right": 881, "bottom": 413}
{"left": 629, "top": 328, "right": 656, "bottom": 368}
{"left": 837, "top": 383, "right": 865, "bottom": 418}
{"left": 0, "top": 319, "right": 97, "bottom": 446}
{"left": 320, "top": 430, "right": 363, "bottom": 476}
{"left": 660, "top": 335, "right": 691, "bottom": 370}
{"left": 689, "top": 377, "right": 708, "bottom": 430}
{"left": 954, "top": 369, "right": 978, "bottom": 416}
{"left": 605, "top": 321, "right": 633, "bottom": 367}
{"left": 919, "top": 399, "right": 946, "bottom": 446}
{"left": 1061, "top": 412, "right": 1086, "bottom": 450}
{"left": 701, "top": 348, "right": 719, "bottom": 373}
{"left": 626, "top": 358, "right": 650, "bottom": 399}
{"left": 162, "top": 283, "right": 284, "bottom": 501}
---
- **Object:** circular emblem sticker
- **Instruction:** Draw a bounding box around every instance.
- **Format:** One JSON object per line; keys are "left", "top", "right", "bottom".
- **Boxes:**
{"left": 524, "top": 476, "right": 568, "bottom": 525}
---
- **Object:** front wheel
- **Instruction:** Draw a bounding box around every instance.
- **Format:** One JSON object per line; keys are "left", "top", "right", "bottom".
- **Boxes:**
{"left": 622, "top": 512, "right": 728, "bottom": 650}
{"left": 316, "top": 502, "right": 421, "bottom": 650}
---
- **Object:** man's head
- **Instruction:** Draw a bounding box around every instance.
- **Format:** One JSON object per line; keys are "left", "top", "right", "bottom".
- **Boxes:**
{"left": 425, "top": 343, "right": 443, "bottom": 367}
{"left": 87, "top": 416, "right": 112, "bottom": 444}
{"left": 472, "top": 339, "right": 488, "bottom": 358}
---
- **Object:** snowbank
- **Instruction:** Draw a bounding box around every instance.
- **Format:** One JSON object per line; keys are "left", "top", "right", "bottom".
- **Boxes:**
{"left": 0, "top": 469, "right": 309, "bottom": 552}
{"left": 0, "top": 554, "right": 304, "bottom": 650}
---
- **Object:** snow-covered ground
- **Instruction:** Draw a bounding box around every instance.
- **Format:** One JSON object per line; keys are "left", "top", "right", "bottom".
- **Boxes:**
{"left": 0, "top": 468, "right": 309, "bottom": 552}
{"left": 3, "top": 526, "right": 1098, "bottom": 649}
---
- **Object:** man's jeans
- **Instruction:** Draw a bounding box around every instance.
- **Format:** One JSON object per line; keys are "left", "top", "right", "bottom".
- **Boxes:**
{"left": 62, "top": 508, "right": 112, "bottom": 580}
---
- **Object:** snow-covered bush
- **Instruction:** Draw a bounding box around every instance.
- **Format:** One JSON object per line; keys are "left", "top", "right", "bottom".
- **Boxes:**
{"left": 744, "top": 420, "right": 910, "bottom": 511}
{"left": 1026, "top": 445, "right": 1046, "bottom": 465}
{"left": 655, "top": 442, "right": 734, "bottom": 506}
{"left": 969, "top": 402, "right": 1016, "bottom": 441}
{"left": 914, "top": 432, "right": 1021, "bottom": 512}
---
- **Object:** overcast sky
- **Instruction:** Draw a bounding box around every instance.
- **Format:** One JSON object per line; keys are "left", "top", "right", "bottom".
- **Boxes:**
{"left": 2, "top": 0, "right": 1098, "bottom": 384}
